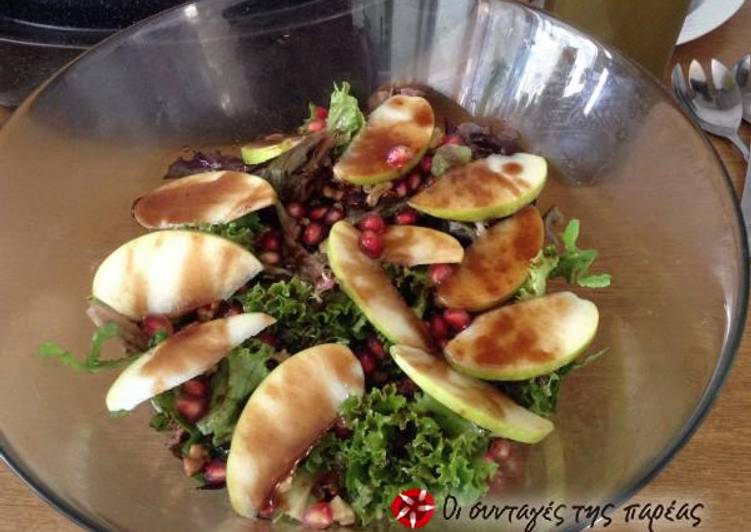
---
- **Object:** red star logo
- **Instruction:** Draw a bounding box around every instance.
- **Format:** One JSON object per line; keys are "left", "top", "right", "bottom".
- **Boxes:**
{"left": 390, "top": 488, "right": 436, "bottom": 529}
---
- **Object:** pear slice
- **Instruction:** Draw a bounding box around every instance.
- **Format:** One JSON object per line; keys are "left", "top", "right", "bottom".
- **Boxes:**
{"left": 241, "top": 135, "right": 303, "bottom": 165}
{"left": 408, "top": 153, "right": 547, "bottom": 221}
{"left": 390, "top": 345, "right": 553, "bottom": 444}
{"left": 333, "top": 95, "right": 434, "bottom": 185}
{"left": 437, "top": 205, "right": 543, "bottom": 311}
{"left": 445, "top": 292, "right": 599, "bottom": 381}
{"left": 381, "top": 225, "right": 464, "bottom": 267}
{"left": 132, "top": 171, "right": 276, "bottom": 229}
{"left": 92, "top": 230, "right": 262, "bottom": 320}
{"left": 227, "top": 344, "right": 364, "bottom": 518}
{"left": 327, "top": 221, "right": 433, "bottom": 351}
{"left": 106, "top": 313, "right": 275, "bottom": 412}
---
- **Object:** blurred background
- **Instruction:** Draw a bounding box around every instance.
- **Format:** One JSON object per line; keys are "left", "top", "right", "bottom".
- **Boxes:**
{"left": 0, "top": 0, "right": 727, "bottom": 107}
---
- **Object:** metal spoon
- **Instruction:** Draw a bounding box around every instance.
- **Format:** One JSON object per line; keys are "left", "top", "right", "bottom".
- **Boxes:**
{"left": 689, "top": 59, "right": 748, "bottom": 159}
{"left": 732, "top": 54, "right": 751, "bottom": 123}
{"left": 672, "top": 61, "right": 751, "bottom": 248}
{"left": 672, "top": 64, "right": 725, "bottom": 135}
{"left": 672, "top": 60, "right": 749, "bottom": 160}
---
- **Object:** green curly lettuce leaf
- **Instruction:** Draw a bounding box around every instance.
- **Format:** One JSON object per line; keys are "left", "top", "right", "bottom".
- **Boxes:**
{"left": 431, "top": 144, "right": 473, "bottom": 176}
{"left": 237, "top": 277, "right": 371, "bottom": 352}
{"left": 326, "top": 82, "right": 366, "bottom": 148}
{"left": 189, "top": 212, "right": 266, "bottom": 251}
{"left": 499, "top": 348, "right": 609, "bottom": 416}
{"left": 301, "top": 82, "right": 365, "bottom": 148}
{"left": 197, "top": 340, "right": 274, "bottom": 446}
{"left": 517, "top": 219, "right": 611, "bottom": 300}
{"left": 302, "top": 385, "right": 496, "bottom": 526}
{"left": 383, "top": 264, "right": 431, "bottom": 319}
{"left": 515, "top": 247, "right": 559, "bottom": 301}
{"left": 38, "top": 322, "right": 140, "bottom": 373}
{"left": 553, "top": 219, "right": 612, "bottom": 288}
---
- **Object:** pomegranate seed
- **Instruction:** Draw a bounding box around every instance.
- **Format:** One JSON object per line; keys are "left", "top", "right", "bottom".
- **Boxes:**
{"left": 394, "top": 180, "right": 409, "bottom": 198}
{"left": 309, "top": 205, "right": 329, "bottom": 221}
{"left": 259, "top": 498, "right": 276, "bottom": 520}
{"left": 303, "top": 501, "right": 334, "bottom": 529}
{"left": 333, "top": 417, "right": 352, "bottom": 439}
{"left": 359, "top": 229, "right": 385, "bottom": 259}
{"left": 182, "top": 378, "right": 209, "bottom": 398}
{"left": 140, "top": 314, "right": 173, "bottom": 338}
{"left": 257, "top": 331, "right": 278, "bottom": 348}
{"left": 358, "top": 351, "right": 377, "bottom": 375}
{"left": 420, "top": 155, "right": 432, "bottom": 174}
{"left": 223, "top": 301, "right": 244, "bottom": 317}
{"left": 365, "top": 337, "right": 387, "bottom": 360}
{"left": 286, "top": 201, "right": 306, "bottom": 219}
{"left": 407, "top": 172, "right": 422, "bottom": 191}
{"left": 175, "top": 394, "right": 207, "bottom": 423}
{"left": 394, "top": 209, "right": 418, "bottom": 225}
{"left": 312, "top": 471, "right": 340, "bottom": 501}
{"left": 256, "top": 230, "right": 281, "bottom": 251}
{"left": 345, "top": 189, "right": 367, "bottom": 209}
{"left": 444, "top": 309, "right": 472, "bottom": 331}
{"left": 358, "top": 213, "right": 386, "bottom": 233}
{"left": 385, "top": 145, "right": 414, "bottom": 168}
{"left": 196, "top": 301, "right": 220, "bottom": 322}
{"left": 324, "top": 206, "right": 345, "bottom": 225}
{"left": 314, "top": 106, "right": 329, "bottom": 120}
{"left": 430, "top": 314, "right": 450, "bottom": 339}
{"left": 260, "top": 251, "right": 281, "bottom": 265}
{"left": 302, "top": 222, "right": 325, "bottom": 247}
{"left": 428, "top": 263, "right": 454, "bottom": 285}
{"left": 443, "top": 134, "right": 463, "bottom": 145}
{"left": 486, "top": 439, "right": 513, "bottom": 463}
{"left": 203, "top": 459, "right": 227, "bottom": 487}
{"left": 307, "top": 119, "right": 326, "bottom": 132}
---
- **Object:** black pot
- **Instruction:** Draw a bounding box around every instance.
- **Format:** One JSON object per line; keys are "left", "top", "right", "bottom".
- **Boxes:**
{"left": 1, "top": 0, "right": 186, "bottom": 30}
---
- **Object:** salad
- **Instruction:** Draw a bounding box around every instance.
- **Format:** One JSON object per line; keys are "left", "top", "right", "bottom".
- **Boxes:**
{"left": 41, "top": 82, "right": 610, "bottom": 528}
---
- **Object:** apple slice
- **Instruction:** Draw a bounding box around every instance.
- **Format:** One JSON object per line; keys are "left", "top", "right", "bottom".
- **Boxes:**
{"left": 381, "top": 225, "right": 464, "bottom": 267}
{"left": 132, "top": 171, "right": 276, "bottom": 229}
{"left": 226, "top": 344, "right": 364, "bottom": 518}
{"left": 327, "top": 221, "right": 433, "bottom": 351}
{"left": 409, "top": 153, "right": 547, "bottom": 221}
{"left": 106, "top": 313, "right": 275, "bottom": 412}
{"left": 333, "top": 95, "right": 434, "bottom": 185}
{"left": 390, "top": 345, "right": 553, "bottom": 444}
{"left": 92, "top": 230, "right": 262, "bottom": 320}
{"left": 437, "top": 205, "right": 543, "bottom": 311}
{"left": 445, "top": 292, "right": 599, "bottom": 381}
{"left": 241, "top": 135, "right": 303, "bottom": 165}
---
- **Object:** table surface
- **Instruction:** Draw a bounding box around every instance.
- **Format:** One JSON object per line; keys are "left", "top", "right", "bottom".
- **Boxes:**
{"left": 1, "top": 4, "right": 751, "bottom": 531}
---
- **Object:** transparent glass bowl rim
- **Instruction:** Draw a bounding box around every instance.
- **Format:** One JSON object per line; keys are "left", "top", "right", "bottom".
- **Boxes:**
{"left": 0, "top": 1, "right": 747, "bottom": 530}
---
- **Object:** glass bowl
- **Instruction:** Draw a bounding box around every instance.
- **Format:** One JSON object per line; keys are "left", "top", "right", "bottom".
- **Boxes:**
{"left": 0, "top": 0, "right": 746, "bottom": 530}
